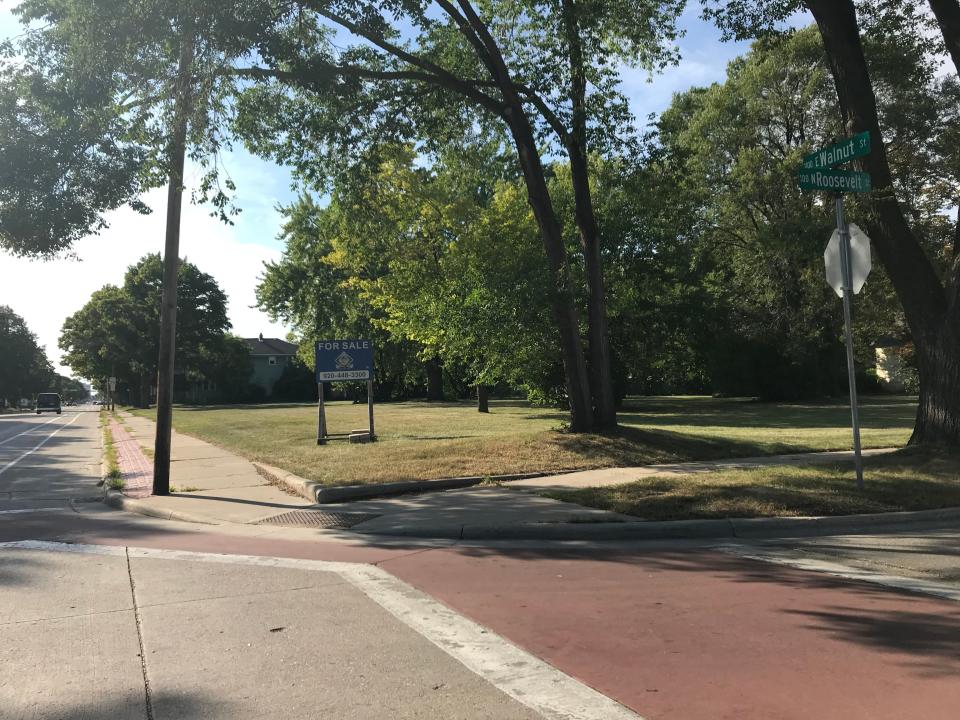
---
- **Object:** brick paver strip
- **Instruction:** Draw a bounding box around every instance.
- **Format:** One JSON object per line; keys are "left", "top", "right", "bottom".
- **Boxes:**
{"left": 110, "top": 418, "right": 152, "bottom": 498}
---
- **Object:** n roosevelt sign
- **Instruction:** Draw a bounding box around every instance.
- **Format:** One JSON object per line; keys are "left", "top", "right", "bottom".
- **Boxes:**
{"left": 315, "top": 340, "right": 374, "bottom": 382}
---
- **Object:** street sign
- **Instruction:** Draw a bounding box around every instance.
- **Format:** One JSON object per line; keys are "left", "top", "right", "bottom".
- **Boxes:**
{"left": 824, "top": 223, "right": 871, "bottom": 298}
{"left": 798, "top": 168, "right": 871, "bottom": 193}
{"left": 315, "top": 339, "right": 374, "bottom": 382}
{"left": 803, "top": 131, "right": 871, "bottom": 169}
{"left": 108, "top": 376, "right": 117, "bottom": 391}
{"left": 799, "top": 133, "right": 874, "bottom": 489}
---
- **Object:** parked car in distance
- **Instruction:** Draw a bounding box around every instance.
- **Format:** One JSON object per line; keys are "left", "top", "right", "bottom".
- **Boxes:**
{"left": 36, "top": 393, "right": 62, "bottom": 415}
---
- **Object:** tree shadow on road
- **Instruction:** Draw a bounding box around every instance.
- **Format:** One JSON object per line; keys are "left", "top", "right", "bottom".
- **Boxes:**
{"left": 784, "top": 605, "right": 960, "bottom": 677}
{"left": 387, "top": 539, "right": 960, "bottom": 674}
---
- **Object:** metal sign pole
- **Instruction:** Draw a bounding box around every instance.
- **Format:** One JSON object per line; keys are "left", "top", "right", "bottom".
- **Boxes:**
{"left": 316, "top": 382, "right": 327, "bottom": 445}
{"left": 835, "top": 195, "right": 864, "bottom": 489}
{"left": 367, "top": 379, "right": 375, "bottom": 440}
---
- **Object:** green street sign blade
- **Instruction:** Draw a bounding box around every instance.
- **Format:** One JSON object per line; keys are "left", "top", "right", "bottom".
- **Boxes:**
{"left": 802, "top": 131, "right": 871, "bottom": 169}
{"left": 798, "top": 168, "right": 872, "bottom": 193}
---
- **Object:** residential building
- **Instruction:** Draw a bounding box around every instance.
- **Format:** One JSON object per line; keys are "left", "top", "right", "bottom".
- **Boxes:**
{"left": 245, "top": 335, "right": 299, "bottom": 396}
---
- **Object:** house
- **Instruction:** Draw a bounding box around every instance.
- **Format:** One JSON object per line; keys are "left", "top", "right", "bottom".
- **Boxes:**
{"left": 244, "top": 335, "right": 299, "bottom": 396}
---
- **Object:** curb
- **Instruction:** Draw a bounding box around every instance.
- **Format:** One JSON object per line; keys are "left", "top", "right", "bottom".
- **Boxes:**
{"left": 352, "top": 506, "right": 960, "bottom": 541}
{"left": 102, "top": 489, "right": 218, "bottom": 525}
{"left": 254, "top": 448, "right": 903, "bottom": 505}
{"left": 252, "top": 462, "right": 577, "bottom": 504}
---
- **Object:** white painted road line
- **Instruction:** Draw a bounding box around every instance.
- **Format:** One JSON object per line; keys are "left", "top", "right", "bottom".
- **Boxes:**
{"left": 0, "top": 415, "right": 64, "bottom": 447}
{"left": 0, "top": 507, "right": 66, "bottom": 515}
{"left": 719, "top": 544, "right": 960, "bottom": 603}
{"left": 0, "top": 413, "right": 82, "bottom": 477}
{"left": 0, "top": 540, "right": 644, "bottom": 720}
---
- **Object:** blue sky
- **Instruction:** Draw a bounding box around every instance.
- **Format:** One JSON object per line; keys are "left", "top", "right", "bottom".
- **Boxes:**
{"left": 0, "top": 2, "right": 797, "bottom": 376}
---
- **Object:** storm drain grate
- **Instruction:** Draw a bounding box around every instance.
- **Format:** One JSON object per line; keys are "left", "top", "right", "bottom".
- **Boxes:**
{"left": 256, "top": 509, "right": 381, "bottom": 529}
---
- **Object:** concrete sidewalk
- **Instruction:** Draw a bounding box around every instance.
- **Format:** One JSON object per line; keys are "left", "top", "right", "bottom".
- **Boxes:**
{"left": 108, "top": 412, "right": 632, "bottom": 531}
{"left": 507, "top": 447, "right": 898, "bottom": 491}
{"left": 110, "top": 413, "right": 315, "bottom": 524}
{"left": 0, "top": 542, "right": 563, "bottom": 720}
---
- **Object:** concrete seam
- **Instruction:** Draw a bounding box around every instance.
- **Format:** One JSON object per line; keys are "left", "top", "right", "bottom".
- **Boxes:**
{"left": 371, "top": 546, "right": 442, "bottom": 567}
{"left": 0, "top": 605, "right": 137, "bottom": 628}
{"left": 125, "top": 546, "right": 155, "bottom": 720}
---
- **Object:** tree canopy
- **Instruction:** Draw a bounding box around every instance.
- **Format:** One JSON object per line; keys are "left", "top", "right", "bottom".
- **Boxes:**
{"left": 58, "top": 253, "right": 246, "bottom": 405}
{"left": 0, "top": 306, "right": 55, "bottom": 404}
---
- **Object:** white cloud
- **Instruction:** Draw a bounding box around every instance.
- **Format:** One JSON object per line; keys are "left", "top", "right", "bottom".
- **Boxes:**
{"left": 0, "top": 186, "right": 289, "bottom": 378}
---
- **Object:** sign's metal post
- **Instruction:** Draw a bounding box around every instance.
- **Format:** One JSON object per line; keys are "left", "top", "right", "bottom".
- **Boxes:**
{"left": 367, "top": 379, "right": 375, "bottom": 440}
{"left": 835, "top": 196, "right": 865, "bottom": 490}
{"left": 316, "top": 382, "right": 327, "bottom": 445}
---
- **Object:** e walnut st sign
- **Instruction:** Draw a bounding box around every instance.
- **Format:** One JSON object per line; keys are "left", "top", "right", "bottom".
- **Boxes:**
{"left": 802, "top": 130, "right": 871, "bottom": 169}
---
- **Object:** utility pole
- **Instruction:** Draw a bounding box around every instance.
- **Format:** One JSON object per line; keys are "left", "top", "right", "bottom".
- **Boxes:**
{"left": 153, "top": 29, "right": 195, "bottom": 496}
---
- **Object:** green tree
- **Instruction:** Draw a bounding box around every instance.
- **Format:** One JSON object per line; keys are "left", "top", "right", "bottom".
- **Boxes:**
{"left": 59, "top": 284, "right": 140, "bottom": 398}
{"left": 0, "top": 306, "right": 54, "bottom": 405}
{"left": 3, "top": 1, "right": 693, "bottom": 431}
{"left": 59, "top": 254, "right": 232, "bottom": 406}
{"left": 0, "top": 0, "right": 283, "bottom": 256}
{"left": 1, "top": 0, "right": 291, "bottom": 491}
{"left": 256, "top": 195, "right": 427, "bottom": 401}
{"left": 701, "top": 0, "right": 960, "bottom": 443}
{"left": 53, "top": 375, "right": 89, "bottom": 403}
{"left": 233, "top": 1, "right": 689, "bottom": 430}
{"left": 258, "top": 146, "right": 574, "bottom": 407}
{"left": 195, "top": 334, "right": 253, "bottom": 403}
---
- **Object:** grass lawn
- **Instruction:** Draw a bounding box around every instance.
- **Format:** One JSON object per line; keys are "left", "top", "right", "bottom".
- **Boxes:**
{"left": 543, "top": 447, "right": 960, "bottom": 520}
{"left": 128, "top": 395, "right": 917, "bottom": 486}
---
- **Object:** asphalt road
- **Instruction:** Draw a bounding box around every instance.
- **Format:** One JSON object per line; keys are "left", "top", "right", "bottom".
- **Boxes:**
{"left": 0, "top": 406, "right": 102, "bottom": 512}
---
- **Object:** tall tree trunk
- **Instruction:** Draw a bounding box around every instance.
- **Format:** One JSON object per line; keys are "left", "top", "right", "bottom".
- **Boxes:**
{"left": 477, "top": 384, "right": 489, "bottom": 413}
{"left": 805, "top": 0, "right": 960, "bottom": 445}
{"left": 504, "top": 106, "right": 594, "bottom": 431}
{"left": 425, "top": 357, "right": 444, "bottom": 401}
{"left": 450, "top": 0, "right": 594, "bottom": 432}
{"left": 560, "top": 0, "right": 617, "bottom": 429}
{"left": 929, "top": 0, "right": 960, "bottom": 75}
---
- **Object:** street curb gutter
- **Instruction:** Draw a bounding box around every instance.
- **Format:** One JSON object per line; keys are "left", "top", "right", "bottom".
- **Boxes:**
{"left": 102, "top": 488, "right": 218, "bottom": 525}
{"left": 352, "top": 506, "right": 960, "bottom": 541}
{"left": 252, "top": 462, "right": 576, "bottom": 504}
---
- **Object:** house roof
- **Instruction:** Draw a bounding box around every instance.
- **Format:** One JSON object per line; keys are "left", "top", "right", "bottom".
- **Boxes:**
{"left": 244, "top": 337, "right": 299, "bottom": 356}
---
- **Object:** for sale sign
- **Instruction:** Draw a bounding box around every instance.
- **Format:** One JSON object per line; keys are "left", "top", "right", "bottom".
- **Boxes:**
{"left": 315, "top": 340, "right": 374, "bottom": 382}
